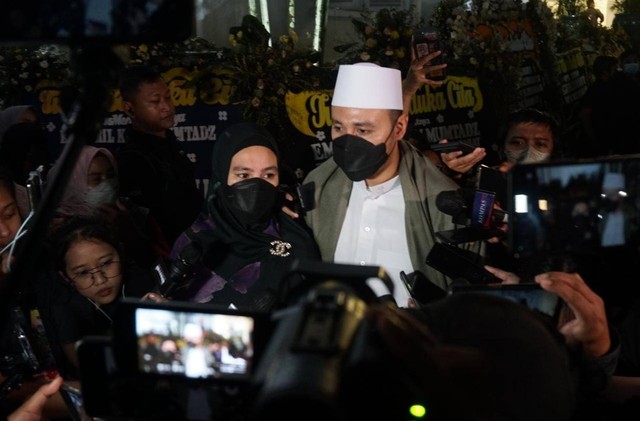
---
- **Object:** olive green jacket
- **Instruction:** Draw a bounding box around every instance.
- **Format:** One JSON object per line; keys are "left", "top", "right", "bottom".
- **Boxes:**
{"left": 304, "top": 140, "right": 479, "bottom": 290}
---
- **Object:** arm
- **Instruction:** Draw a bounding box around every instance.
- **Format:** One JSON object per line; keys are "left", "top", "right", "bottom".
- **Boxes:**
{"left": 535, "top": 272, "right": 611, "bottom": 358}
{"left": 402, "top": 50, "right": 447, "bottom": 115}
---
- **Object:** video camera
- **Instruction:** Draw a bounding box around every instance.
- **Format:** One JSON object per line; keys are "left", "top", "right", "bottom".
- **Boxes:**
{"left": 74, "top": 260, "right": 430, "bottom": 420}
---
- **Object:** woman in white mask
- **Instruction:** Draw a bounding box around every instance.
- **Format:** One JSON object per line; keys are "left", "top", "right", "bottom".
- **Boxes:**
{"left": 47, "top": 146, "right": 170, "bottom": 267}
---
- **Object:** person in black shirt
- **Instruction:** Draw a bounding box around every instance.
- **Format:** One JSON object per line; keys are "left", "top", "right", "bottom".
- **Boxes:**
{"left": 117, "top": 65, "right": 202, "bottom": 246}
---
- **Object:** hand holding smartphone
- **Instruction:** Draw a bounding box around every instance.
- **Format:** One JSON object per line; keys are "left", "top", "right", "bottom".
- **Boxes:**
{"left": 430, "top": 141, "right": 476, "bottom": 155}
{"left": 412, "top": 27, "right": 446, "bottom": 81}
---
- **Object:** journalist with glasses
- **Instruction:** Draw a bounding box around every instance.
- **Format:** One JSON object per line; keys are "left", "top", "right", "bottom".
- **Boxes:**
{"left": 39, "top": 215, "right": 161, "bottom": 380}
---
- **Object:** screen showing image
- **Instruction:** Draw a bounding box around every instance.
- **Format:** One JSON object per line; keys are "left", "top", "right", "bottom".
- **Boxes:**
{"left": 135, "top": 308, "right": 254, "bottom": 379}
{"left": 478, "top": 287, "right": 559, "bottom": 319}
{"left": 1, "top": 0, "right": 192, "bottom": 43}
{"left": 508, "top": 157, "right": 640, "bottom": 259}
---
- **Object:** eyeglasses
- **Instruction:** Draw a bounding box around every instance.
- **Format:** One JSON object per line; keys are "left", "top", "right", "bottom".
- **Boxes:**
{"left": 71, "top": 260, "right": 121, "bottom": 289}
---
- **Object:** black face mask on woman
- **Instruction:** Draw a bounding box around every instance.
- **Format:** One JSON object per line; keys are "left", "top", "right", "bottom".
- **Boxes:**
{"left": 332, "top": 129, "right": 393, "bottom": 181}
{"left": 222, "top": 178, "right": 279, "bottom": 225}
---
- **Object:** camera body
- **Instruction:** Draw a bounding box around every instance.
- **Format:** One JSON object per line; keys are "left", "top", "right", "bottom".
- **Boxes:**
{"left": 76, "top": 262, "right": 426, "bottom": 420}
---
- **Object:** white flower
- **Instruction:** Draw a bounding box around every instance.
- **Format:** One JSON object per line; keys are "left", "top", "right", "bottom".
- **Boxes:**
{"left": 19, "top": 72, "right": 28, "bottom": 79}
{"left": 39, "top": 60, "right": 49, "bottom": 68}
{"left": 25, "top": 85, "right": 32, "bottom": 92}
{"left": 21, "top": 61, "right": 28, "bottom": 69}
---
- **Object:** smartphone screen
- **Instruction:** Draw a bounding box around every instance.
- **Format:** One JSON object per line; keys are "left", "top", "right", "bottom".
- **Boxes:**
{"left": 449, "top": 284, "right": 561, "bottom": 320}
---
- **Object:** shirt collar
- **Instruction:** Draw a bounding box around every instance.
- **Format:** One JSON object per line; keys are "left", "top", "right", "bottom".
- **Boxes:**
{"left": 354, "top": 175, "right": 400, "bottom": 199}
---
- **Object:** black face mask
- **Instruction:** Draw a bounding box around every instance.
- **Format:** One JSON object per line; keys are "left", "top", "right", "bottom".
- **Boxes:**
{"left": 332, "top": 134, "right": 390, "bottom": 181}
{"left": 222, "top": 178, "right": 279, "bottom": 225}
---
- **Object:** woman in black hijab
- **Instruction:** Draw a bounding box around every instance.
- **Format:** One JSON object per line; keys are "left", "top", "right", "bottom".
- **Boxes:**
{"left": 167, "top": 122, "right": 320, "bottom": 311}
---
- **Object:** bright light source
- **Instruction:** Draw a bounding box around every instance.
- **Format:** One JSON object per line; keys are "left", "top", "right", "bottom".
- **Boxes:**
{"left": 538, "top": 199, "right": 548, "bottom": 211}
{"left": 515, "top": 194, "right": 528, "bottom": 213}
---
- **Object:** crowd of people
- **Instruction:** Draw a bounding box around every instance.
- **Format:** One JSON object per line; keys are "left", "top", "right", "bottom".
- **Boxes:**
{"left": 1, "top": 42, "right": 640, "bottom": 420}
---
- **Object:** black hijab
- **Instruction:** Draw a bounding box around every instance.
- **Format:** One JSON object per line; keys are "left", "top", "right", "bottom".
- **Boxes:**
{"left": 204, "top": 122, "right": 319, "bottom": 309}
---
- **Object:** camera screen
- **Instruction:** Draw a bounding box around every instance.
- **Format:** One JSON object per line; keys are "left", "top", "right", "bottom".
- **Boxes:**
{"left": 450, "top": 285, "right": 560, "bottom": 319}
{"left": 1, "top": 0, "right": 193, "bottom": 43}
{"left": 475, "top": 287, "right": 559, "bottom": 319}
{"left": 508, "top": 156, "right": 640, "bottom": 259}
{"left": 135, "top": 308, "right": 255, "bottom": 380}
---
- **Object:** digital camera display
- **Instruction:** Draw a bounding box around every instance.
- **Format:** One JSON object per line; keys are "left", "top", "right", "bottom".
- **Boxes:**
{"left": 449, "top": 285, "right": 561, "bottom": 320}
{"left": 508, "top": 157, "right": 640, "bottom": 259}
{"left": 134, "top": 308, "right": 255, "bottom": 379}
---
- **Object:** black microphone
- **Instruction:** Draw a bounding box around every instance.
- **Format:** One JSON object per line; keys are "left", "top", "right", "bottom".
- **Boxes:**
{"left": 436, "top": 188, "right": 507, "bottom": 225}
{"left": 154, "top": 240, "right": 203, "bottom": 299}
{"left": 436, "top": 188, "right": 474, "bottom": 225}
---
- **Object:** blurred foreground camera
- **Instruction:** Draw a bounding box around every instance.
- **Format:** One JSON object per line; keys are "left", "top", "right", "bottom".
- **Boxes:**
{"left": 76, "top": 260, "right": 430, "bottom": 420}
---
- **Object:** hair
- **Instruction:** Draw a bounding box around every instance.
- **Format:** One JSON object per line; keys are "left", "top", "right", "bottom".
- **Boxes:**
{"left": 51, "top": 215, "right": 123, "bottom": 275}
{"left": 0, "top": 165, "right": 16, "bottom": 198}
{"left": 119, "top": 65, "right": 164, "bottom": 102}
{"left": 500, "top": 108, "right": 560, "bottom": 145}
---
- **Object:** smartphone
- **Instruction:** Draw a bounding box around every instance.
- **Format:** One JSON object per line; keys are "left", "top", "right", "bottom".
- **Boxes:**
{"left": 477, "top": 165, "right": 507, "bottom": 209}
{"left": 400, "top": 270, "right": 447, "bottom": 304}
{"left": 425, "top": 242, "right": 500, "bottom": 284}
{"left": 58, "top": 383, "right": 93, "bottom": 421}
{"left": 430, "top": 141, "right": 476, "bottom": 155}
{"left": 413, "top": 27, "right": 446, "bottom": 80}
{"left": 448, "top": 283, "right": 562, "bottom": 321}
{"left": 76, "top": 336, "right": 119, "bottom": 417}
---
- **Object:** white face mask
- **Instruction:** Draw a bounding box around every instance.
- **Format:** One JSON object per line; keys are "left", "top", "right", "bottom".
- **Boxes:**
{"left": 505, "top": 146, "right": 550, "bottom": 164}
{"left": 85, "top": 178, "right": 119, "bottom": 208}
{"left": 504, "top": 147, "right": 527, "bottom": 164}
{"left": 520, "top": 147, "right": 551, "bottom": 164}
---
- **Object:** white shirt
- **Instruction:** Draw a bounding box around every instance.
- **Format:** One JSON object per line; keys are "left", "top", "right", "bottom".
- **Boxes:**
{"left": 334, "top": 176, "right": 413, "bottom": 307}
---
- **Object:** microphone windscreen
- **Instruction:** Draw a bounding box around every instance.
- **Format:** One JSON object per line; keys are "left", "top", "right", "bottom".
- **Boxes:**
{"left": 436, "top": 189, "right": 467, "bottom": 216}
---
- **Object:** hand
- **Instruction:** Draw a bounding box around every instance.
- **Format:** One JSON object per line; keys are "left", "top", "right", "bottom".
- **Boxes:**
{"left": 484, "top": 265, "right": 520, "bottom": 284}
{"left": 142, "top": 292, "right": 169, "bottom": 303}
{"left": 8, "top": 376, "right": 63, "bottom": 421}
{"left": 404, "top": 50, "right": 447, "bottom": 93}
{"left": 535, "top": 272, "right": 610, "bottom": 358}
{"left": 497, "top": 161, "right": 514, "bottom": 174}
{"left": 281, "top": 192, "right": 299, "bottom": 219}
{"left": 439, "top": 139, "right": 486, "bottom": 174}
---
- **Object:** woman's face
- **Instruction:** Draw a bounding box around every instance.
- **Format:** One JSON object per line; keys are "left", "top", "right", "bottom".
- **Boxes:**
{"left": 87, "top": 154, "right": 116, "bottom": 188}
{"left": 0, "top": 184, "right": 21, "bottom": 249}
{"left": 63, "top": 239, "right": 123, "bottom": 305}
{"left": 227, "top": 146, "right": 279, "bottom": 187}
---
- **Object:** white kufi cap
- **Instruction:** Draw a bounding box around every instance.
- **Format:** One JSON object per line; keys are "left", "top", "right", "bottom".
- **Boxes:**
{"left": 331, "top": 63, "right": 403, "bottom": 110}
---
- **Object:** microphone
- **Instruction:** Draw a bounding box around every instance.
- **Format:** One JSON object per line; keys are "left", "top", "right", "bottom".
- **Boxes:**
{"left": 436, "top": 188, "right": 474, "bottom": 225}
{"left": 435, "top": 188, "right": 507, "bottom": 244}
{"left": 154, "top": 240, "right": 204, "bottom": 299}
{"left": 436, "top": 188, "right": 507, "bottom": 225}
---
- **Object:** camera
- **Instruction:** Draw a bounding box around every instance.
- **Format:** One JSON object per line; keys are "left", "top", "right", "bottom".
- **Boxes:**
{"left": 75, "top": 260, "right": 429, "bottom": 420}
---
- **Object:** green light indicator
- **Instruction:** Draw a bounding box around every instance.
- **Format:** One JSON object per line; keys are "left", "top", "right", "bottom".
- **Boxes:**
{"left": 409, "top": 404, "right": 427, "bottom": 418}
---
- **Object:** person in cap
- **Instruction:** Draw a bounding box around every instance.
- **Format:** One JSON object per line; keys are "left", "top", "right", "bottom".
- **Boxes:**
{"left": 303, "top": 63, "right": 469, "bottom": 307}
{"left": 167, "top": 121, "right": 320, "bottom": 310}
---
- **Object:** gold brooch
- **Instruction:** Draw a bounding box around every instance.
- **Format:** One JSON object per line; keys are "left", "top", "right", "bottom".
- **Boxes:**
{"left": 269, "top": 240, "right": 292, "bottom": 257}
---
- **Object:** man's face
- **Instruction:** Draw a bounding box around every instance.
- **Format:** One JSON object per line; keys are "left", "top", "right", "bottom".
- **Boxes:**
{"left": 125, "top": 79, "right": 175, "bottom": 137}
{"left": 330, "top": 106, "right": 403, "bottom": 152}
{"left": 504, "top": 122, "right": 554, "bottom": 162}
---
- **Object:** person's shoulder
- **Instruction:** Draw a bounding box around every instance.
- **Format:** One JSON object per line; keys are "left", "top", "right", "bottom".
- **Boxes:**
{"left": 302, "top": 158, "right": 338, "bottom": 185}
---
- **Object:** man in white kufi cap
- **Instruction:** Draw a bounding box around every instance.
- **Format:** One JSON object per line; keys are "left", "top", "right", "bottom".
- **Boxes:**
{"left": 303, "top": 63, "right": 465, "bottom": 306}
